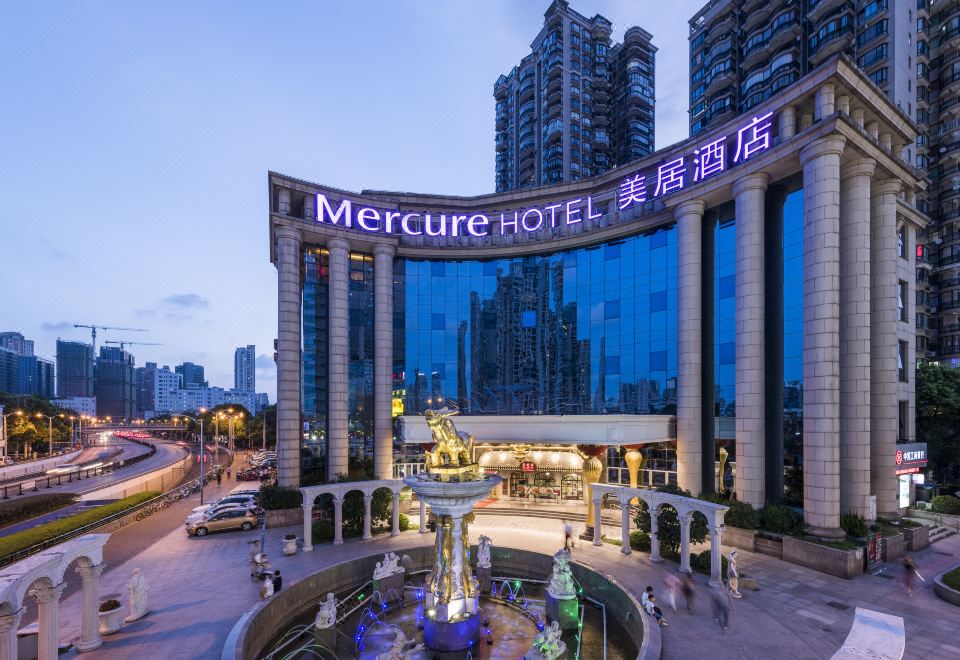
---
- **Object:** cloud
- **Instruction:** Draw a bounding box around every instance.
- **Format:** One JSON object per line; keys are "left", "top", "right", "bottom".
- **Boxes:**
{"left": 41, "top": 321, "right": 75, "bottom": 332}
{"left": 134, "top": 308, "right": 157, "bottom": 318}
{"left": 255, "top": 354, "right": 276, "bottom": 369}
{"left": 162, "top": 293, "right": 209, "bottom": 309}
{"left": 163, "top": 312, "right": 195, "bottom": 321}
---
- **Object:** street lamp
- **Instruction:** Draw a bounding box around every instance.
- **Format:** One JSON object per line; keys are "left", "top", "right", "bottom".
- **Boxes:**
{"left": 179, "top": 408, "right": 208, "bottom": 504}
{"left": 1, "top": 410, "right": 24, "bottom": 459}
{"left": 223, "top": 409, "right": 244, "bottom": 454}
{"left": 35, "top": 413, "right": 65, "bottom": 457}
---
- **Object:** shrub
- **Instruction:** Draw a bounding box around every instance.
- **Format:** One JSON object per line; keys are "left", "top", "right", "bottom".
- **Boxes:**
{"left": 840, "top": 512, "right": 869, "bottom": 538}
{"left": 312, "top": 519, "right": 334, "bottom": 543}
{"left": 724, "top": 501, "right": 760, "bottom": 530}
{"left": 634, "top": 484, "right": 707, "bottom": 556}
{"left": 759, "top": 503, "right": 803, "bottom": 535}
{"left": 0, "top": 491, "right": 159, "bottom": 564}
{"left": 0, "top": 493, "right": 77, "bottom": 530}
{"left": 390, "top": 513, "right": 410, "bottom": 532}
{"left": 689, "top": 550, "right": 728, "bottom": 580}
{"left": 99, "top": 599, "right": 121, "bottom": 612}
{"left": 259, "top": 484, "right": 301, "bottom": 510}
{"left": 630, "top": 530, "right": 651, "bottom": 552}
{"left": 944, "top": 567, "right": 960, "bottom": 591}
{"left": 930, "top": 495, "right": 960, "bottom": 515}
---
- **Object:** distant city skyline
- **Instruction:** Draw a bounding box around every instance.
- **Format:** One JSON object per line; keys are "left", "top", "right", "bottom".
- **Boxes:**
{"left": 0, "top": 1, "right": 704, "bottom": 401}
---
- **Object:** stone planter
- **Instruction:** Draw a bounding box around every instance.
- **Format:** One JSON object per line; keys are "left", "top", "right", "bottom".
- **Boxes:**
{"left": 98, "top": 607, "right": 123, "bottom": 635}
{"left": 902, "top": 525, "right": 929, "bottom": 552}
{"left": 265, "top": 507, "right": 303, "bottom": 529}
{"left": 282, "top": 536, "right": 298, "bottom": 556}
{"left": 754, "top": 533, "right": 784, "bottom": 559}
{"left": 782, "top": 537, "right": 864, "bottom": 579}
{"left": 881, "top": 533, "right": 904, "bottom": 562}
{"left": 724, "top": 526, "right": 758, "bottom": 552}
{"left": 933, "top": 570, "right": 960, "bottom": 607}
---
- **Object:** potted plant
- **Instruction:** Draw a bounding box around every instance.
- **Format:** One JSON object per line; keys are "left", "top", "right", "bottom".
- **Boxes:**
{"left": 282, "top": 533, "right": 298, "bottom": 555}
{"left": 98, "top": 599, "right": 123, "bottom": 635}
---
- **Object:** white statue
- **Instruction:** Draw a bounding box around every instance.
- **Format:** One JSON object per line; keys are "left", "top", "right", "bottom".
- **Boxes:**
{"left": 477, "top": 534, "right": 492, "bottom": 569}
{"left": 374, "top": 551, "right": 403, "bottom": 579}
{"left": 259, "top": 573, "right": 274, "bottom": 600}
{"left": 314, "top": 593, "right": 337, "bottom": 629}
{"left": 527, "top": 620, "right": 566, "bottom": 660}
{"left": 727, "top": 550, "right": 742, "bottom": 599}
{"left": 546, "top": 549, "right": 576, "bottom": 600}
{"left": 375, "top": 625, "right": 408, "bottom": 660}
{"left": 124, "top": 568, "right": 149, "bottom": 622}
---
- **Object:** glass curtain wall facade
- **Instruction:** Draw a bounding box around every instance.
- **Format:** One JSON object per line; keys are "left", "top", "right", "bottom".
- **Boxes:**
{"left": 303, "top": 249, "right": 330, "bottom": 482}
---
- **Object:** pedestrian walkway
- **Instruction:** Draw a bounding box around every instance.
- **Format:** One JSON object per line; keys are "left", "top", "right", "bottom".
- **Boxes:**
{"left": 47, "top": 505, "right": 960, "bottom": 660}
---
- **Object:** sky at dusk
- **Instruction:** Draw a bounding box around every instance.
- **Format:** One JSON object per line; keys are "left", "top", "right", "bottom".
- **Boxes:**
{"left": 0, "top": 1, "right": 705, "bottom": 401}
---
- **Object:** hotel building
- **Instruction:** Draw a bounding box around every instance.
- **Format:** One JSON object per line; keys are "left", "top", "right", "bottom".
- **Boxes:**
{"left": 271, "top": 56, "right": 926, "bottom": 537}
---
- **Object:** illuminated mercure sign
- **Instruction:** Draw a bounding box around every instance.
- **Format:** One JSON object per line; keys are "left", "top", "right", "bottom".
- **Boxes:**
{"left": 315, "top": 111, "right": 775, "bottom": 239}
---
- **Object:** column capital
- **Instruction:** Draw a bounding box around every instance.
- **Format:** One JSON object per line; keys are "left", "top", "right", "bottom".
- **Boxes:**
{"left": 871, "top": 178, "right": 901, "bottom": 198}
{"left": 274, "top": 225, "right": 302, "bottom": 243}
{"left": 731, "top": 172, "right": 769, "bottom": 198}
{"left": 327, "top": 236, "right": 350, "bottom": 252}
{"left": 841, "top": 157, "right": 877, "bottom": 180}
{"left": 372, "top": 242, "right": 396, "bottom": 258}
{"left": 363, "top": 493, "right": 373, "bottom": 502}
{"left": 0, "top": 608, "right": 24, "bottom": 634}
{"left": 798, "top": 135, "right": 846, "bottom": 167}
{"left": 29, "top": 583, "right": 66, "bottom": 604}
{"left": 301, "top": 502, "right": 313, "bottom": 510}
{"left": 672, "top": 199, "right": 705, "bottom": 219}
{"left": 75, "top": 563, "right": 106, "bottom": 580}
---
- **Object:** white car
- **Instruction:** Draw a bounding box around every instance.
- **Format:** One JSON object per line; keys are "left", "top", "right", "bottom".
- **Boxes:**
{"left": 187, "top": 500, "right": 256, "bottom": 524}
{"left": 191, "top": 495, "right": 257, "bottom": 514}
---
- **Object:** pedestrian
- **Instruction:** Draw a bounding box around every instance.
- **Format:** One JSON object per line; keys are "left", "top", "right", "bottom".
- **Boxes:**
{"left": 216, "top": 471, "right": 222, "bottom": 487}
{"left": 564, "top": 521, "right": 574, "bottom": 551}
{"left": 249, "top": 540, "right": 261, "bottom": 578}
{"left": 711, "top": 585, "right": 731, "bottom": 632}
{"left": 663, "top": 574, "right": 681, "bottom": 612}
{"left": 227, "top": 466, "right": 231, "bottom": 479}
{"left": 273, "top": 570, "right": 282, "bottom": 593}
{"left": 902, "top": 553, "right": 919, "bottom": 597}
{"left": 644, "top": 593, "right": 668, "bottom": 627}
{"left": 681, "top": 573, "right": 696, "bottom": 613}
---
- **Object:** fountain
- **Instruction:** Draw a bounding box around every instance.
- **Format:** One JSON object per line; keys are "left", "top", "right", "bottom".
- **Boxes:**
{"left": 403, "top": 406, "right": 502, "bottom": 655}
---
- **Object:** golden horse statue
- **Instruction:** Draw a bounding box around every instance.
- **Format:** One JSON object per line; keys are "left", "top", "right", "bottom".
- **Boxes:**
{"left": 424, "top": 407, "right": 474, "bottom": 469}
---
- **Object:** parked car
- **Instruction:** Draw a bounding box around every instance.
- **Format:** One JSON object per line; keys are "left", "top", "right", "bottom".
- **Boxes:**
{"left": 191, "top": 494, "right": 257, "bottom": 515}
{"left": 186, "top": 509, "right": 258, "bottom": 537}
{"left": 186, "top": 502, "right": 257, "bottom": 525}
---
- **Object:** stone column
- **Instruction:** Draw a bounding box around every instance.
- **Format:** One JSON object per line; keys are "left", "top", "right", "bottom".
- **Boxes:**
{"left": 275, "top": 225, "right": 303, "bottom": 487}
{"left": 871, "top": 179, "right": 901, "bottom": 518}
{"left": 75, "top": 563, "right": 105, "bottom": 652}
{"left": 709, "top": 525, "right": 723, "bottom": 587}
{"left": 675, "top": 200, "right": 706, "bottom": 496}
{"left": 0, "top": 608, "right": 23, "bottom": 660}
{"left": 391, "top": 491, "right": 400, "bottom": 537}
{"left": 419, "top": 498, "right": 428, "bottom": 533}
{"left": 840, "top": 158, "right": 876, "bottom": 519}
{"left": 799, "top": 136, "right": 847, "bottom": 539}
{"left": 733, "top": 172, "right": 769, "bottom": 508}
{"left": 679, "top": 512, "right": 692, "bottom": 574}
{"left": 779, "top": 106, "right": 796, "bottom": 139}
{"left": 649, "top": 508, "right": 661, "bottom": 563}
{"left": 593, "top": 497, "right": 603, "bottom": 546}
{"left": 302, "top": 503, "right": 314, "bottom": 552}
{"left": 374, "top": 243, "right": 396, "bottom": 480}
{"left": 30, "top": 583, "right": 65, "bottom": 660}
{"left": 327, "top": 237, "right": 350, "bottom": 481}
{"left": 362, "top": 493, "right": 373, "bottom": 540}
{"left": 333, "top": 496, "right": 344, "bottom": 545}
{"left": 620, "top": 502, "right": 631, "bottom": 554}
{"left": 851, "top": 107, "right": 865, "bottom": 128}
{"left": 814, "top": 83, "right": 836, "bottom": 120}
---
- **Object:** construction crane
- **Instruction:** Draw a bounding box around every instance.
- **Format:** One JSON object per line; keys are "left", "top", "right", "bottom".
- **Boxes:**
{"left": 104, "top": 340, "right": 163, "bottom": 351}
{"left": 73, "top": 324, "right": 147, "bottom": 354}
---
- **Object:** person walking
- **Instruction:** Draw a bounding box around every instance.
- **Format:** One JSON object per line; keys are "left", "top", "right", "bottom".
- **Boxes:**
{"left": 273, "top": 570, "right": 283, "bottom": 594}
{"left": 711, "top": 585, "right": 732, "bottom": 632}
{"left": 663, "top": 574, "right": 681, "bottom": 612}
{"left": 216, "top": 470, "right": 222, "bottom": 487}
{"left": 681, "top": 574, "right": 696, "bottom": 613}
{"left": 564, "top": 521, "right": 574, "bottom": 551}
{"left": 902, "top": 554, "right": 920, "bottom": 597}
{"left": 226, "top": 466, "right": 232, "bottom": 479}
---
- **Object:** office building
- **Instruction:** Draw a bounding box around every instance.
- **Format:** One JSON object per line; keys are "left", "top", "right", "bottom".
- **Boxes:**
{"left": 96, "top": 346, "right": 136, "bottom": 419}
{"left": 271, "top": 56, "right": 928, "bottom": 532}
{"left": 0, "top": 332, "right": 34, "bottom": 357}
{"left": 56, "top": 340, "right": 95, "bottom": 398}
{"left": 234, "top": 345, "right": 256, "bottom": 392}
{"left": 175, "top": 362, "right": 207, "bottom": 389}
{"left": 494, "top": 0, "right": 656, "bottom": 191}
{"left": 0, "top": 332, "right": 54, "bottom": 398}
{"left": 52, "top": 397, "right": 96, "bottom": 416}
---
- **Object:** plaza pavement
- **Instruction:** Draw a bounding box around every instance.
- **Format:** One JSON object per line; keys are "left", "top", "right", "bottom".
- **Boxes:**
{"left": 46, "top": 484, "right": 960, "bottom": 660}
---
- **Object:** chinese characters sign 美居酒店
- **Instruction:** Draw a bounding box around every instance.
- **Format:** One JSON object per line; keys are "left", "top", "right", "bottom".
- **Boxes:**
{"left": 313, "top": 111, "right": 776, "bottom": 240}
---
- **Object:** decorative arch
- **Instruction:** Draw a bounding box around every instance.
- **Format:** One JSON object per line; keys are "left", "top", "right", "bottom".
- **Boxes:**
{"left": 300, "top": 479, "right": 406, "bottom": 550}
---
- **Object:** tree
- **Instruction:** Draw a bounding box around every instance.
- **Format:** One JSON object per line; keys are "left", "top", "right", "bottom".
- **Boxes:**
{"left": 916, "top": 362, "right": 960, "bottom": 483}
{"left": 633, "top": 483, "right": 708, "bottom": 557}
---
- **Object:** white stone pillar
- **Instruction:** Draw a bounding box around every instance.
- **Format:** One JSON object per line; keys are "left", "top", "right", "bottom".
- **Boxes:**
{"left": 732, "top": 172, "right": 769, "bottom": 508}
{"left": 391, "top": 491, "right": 400, "bottom": 537}
{"left": 709, "top": 525, "right": 723, "bottom": 587}
{"left": 866, "top": 121, "right": 879, "bottom": 140}
{"left": 675, "top": 200, "right": 706, "bottom": 495}
{"left": 30, "top": 583, "right": 65, "bottom": 660}
{"left": 593, "top": 497, "right": 603, "bottom": 546}
{"left": 840, "top": 158, "right": 876, "bottom": 519}
{"left": 302, "top": 503, "right": 314, "bottom": 552}
{"left": 851, "top": 107, "right": 865, "bottom": 127}
{"left": 275, "top": 225, "right": 303, "bottom": 487}
{"left": 879, "top": 133, "right": 892, "bottom": 152}
{"left": 419, "top": 498, "right": 428, "bottom": 533}
{"left": 362, "top": 493, "right": 373, "bottom": 540}
{"left": 836, "top": 95, "right": 850, "bottom": 115}
{"left": 815, "top": 83, "right": 836, "bottom": 120}
{"left": 374, "top": 243, "right": 396, "bottom": 480}
{"left": 799, "top": 136, "right": 847, "bottom": 539}
{"left": 75, "top": 563, "right": 105, "bottom": 652}
{"left": 871, "top": 179, "right": 901, "bottom": 518}
{"left": 620, "top": 502, "right": 631, "bottom": 554}
{"left": 779, "top": 105, "right": 796, "bottom": 139}
{"left": 0, "top": 608, "right": 23, "bottom": 660}
{"left": 649, "top": 508, "right": 661, "bottom": 562}
{"left": 327, "top": 237, "right": 350, "bottom": 481}
{"left": 800, "top": 113, "right": 813, "bottom": 130}
{"left": 333, "top": 496, "right": 344, "bottom": 545}
{"left": 679, "top": 512, "right": 692, "bottom": 574}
